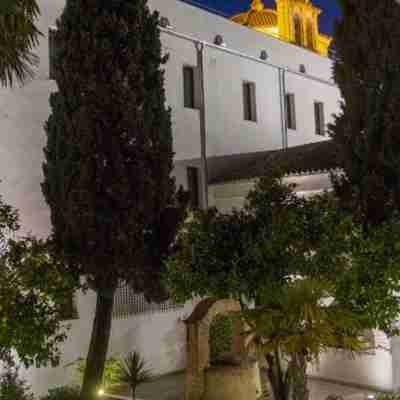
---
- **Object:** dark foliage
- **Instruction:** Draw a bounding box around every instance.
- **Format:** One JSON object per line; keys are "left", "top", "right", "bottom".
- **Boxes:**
{"left": 42, "top": 0, "right": 186, "bottom": 397}
{"left": 330, "top": 0, "right": 400, "bottom": 227}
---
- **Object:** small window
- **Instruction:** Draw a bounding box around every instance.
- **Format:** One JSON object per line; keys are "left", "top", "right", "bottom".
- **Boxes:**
{"left": 285, "top": 93, "right": 296, "bottom": 130}
{"left": 314, "top": 101, "right": 325, "bottom": 136}
{"left": 187, "top": 167, "right": 200, "bottom": 208}
{"left": 183, "top": 66, "right": 197, "bottom": 109}
{"left": 243, "top": 81, "right": 257, "bottom": 122}
{"left": 48, "top": 27, "right": 58, "bottom": 80}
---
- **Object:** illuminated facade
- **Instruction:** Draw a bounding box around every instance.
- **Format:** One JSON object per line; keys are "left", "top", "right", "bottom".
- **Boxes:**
{"left": 0, "top": 0, "right": 396, "bottom": 396}
{"left": 231, "top": 0, "right": 332, "bottom": 56}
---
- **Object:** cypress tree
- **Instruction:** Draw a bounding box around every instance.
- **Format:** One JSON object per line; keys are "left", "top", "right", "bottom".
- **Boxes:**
{"left": 330, "top": 0, "right": 400, "bottom": 228}
{"left": 42, "top": 0, "right": 186, "bottom": 398}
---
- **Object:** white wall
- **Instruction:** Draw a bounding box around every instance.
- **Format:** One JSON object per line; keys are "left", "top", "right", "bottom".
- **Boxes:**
{"left": 309, "top": 349, "right": 392, "bottom": 392}
{"left": 18, "top": 288, "right": 195, "bottom": 396}
{"left": 149, "top": 0, "right": 334, "bottom": 82}
{"left": 285, "top": 73, "right": 340, "bottom": 147}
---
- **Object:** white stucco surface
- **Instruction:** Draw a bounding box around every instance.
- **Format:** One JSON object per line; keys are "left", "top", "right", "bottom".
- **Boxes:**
{"left": 18, "top": 289, "right": 195, "bottom": 396}
{"left": 0, "top": 0, "right": 389, "bottom": 395}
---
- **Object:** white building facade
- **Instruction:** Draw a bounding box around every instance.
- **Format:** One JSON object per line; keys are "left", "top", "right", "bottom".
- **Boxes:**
{"left": 0, "top": 0, "right": 396, "bottom": 395}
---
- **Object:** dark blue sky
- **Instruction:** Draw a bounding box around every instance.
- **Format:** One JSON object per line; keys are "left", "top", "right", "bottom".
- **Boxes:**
{"left": 189, "top": 0, "right": 341, "bottom": 36}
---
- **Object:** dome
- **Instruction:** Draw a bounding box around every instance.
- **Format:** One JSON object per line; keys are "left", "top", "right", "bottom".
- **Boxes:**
{"left": 231, "top": 0, "right": 278, "bottom": 30}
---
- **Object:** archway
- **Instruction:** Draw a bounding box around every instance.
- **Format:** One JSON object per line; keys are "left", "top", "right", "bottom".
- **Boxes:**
{"left": 183, "top": 298, "right": 245, "bottom": 400}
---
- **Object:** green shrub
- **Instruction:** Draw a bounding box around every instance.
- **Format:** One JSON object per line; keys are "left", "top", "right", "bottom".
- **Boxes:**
{"left": 209, "top": 314, "right": 234, "bottom": 365}
{"left": 66, "top": 355, "right": 121, "bottom": 390}
{"left": 0, "top": 366, "right": 34, "bottom": 400}
{"left": 377, "top": 395, "right": 400, "bottom": 400}
{"left": 40, "top": 386, "right": 80, "bottom": 400}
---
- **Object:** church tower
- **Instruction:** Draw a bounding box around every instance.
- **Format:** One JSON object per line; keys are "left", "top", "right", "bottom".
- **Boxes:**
{"left": 276, "top": 0, "right": 320, "bottom": 51}
{"left": 231, "top": 0, "right": 332, "bottom": 57}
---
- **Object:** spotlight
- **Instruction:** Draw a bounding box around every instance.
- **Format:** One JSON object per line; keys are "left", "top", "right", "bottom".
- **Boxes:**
{"left": 260, "top": 50, "right": 269, "bottom": 60}
{"left": 98, "top": 389, "right": 105, "bottom": 397}
{"left": 214, "top": 35, "right": 226, "bottom": 46}
{"left": 159, "top": 17, "right": 172, "bottom": 29}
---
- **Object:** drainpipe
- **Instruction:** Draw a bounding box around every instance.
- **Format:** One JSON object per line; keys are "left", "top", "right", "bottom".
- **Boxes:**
{"left": 195, "top": 41, "right": 209, "bottom": 209}
{"left": 278, "top": 68, "right": 286, "bottom": 150}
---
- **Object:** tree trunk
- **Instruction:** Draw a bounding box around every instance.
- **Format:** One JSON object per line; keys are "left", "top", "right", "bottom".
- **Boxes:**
{"left": 80, "top": 288, "right": 116, "bottom": 400}
{"left": 265, "top": 352, "right": 289, "bottom": 400}
{"left": 131, "top": 386, "right": 136, "bottom": 400}
{"left": 291, "top": 352, "right": 309, "bottom": 400}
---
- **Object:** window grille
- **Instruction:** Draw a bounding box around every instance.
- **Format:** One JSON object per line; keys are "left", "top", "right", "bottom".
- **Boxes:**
{"left": 112, "top": 282, "right": 183, "bottom": 319}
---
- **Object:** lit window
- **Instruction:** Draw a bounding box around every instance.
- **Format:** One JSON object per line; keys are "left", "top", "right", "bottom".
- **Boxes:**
{"left": 243, "top": 81, "right": 257, "bottom": 122}
{"left": 314, "top": 101, "right": 325, "bottom": 136}
{"left": 285, "top": 93, "right": 297, "bottom": 130}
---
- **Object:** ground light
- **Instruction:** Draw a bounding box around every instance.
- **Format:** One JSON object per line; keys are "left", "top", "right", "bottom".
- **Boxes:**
{"left": 98, "top": 388, "right": 105, "bottom": 397}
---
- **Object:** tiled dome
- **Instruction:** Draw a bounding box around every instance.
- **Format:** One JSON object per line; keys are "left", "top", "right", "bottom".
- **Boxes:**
{"left": 231, "top": 0, "right": 278, "bottom": 29}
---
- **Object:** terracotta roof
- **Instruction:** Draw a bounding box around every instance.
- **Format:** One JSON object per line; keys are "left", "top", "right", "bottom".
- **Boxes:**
{"left": 209, "top": 140, "right": 338, "bottom": 185}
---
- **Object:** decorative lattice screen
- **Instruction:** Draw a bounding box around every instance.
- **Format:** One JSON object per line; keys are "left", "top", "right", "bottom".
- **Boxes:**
{"left": 112, "top": 283, "right": 183, "bottom": 319}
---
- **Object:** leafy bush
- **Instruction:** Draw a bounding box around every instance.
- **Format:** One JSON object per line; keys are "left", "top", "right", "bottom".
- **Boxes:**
{"left": 0, "top": 366, "right": 34, "bottom": 400}
{"left": 209, "top": 314, "right": 234, "bottom": 365}
{"left": 67, "top": 356, "right": 120, "bottom": 390}
{"left": 376, "top": 395, "right": 400, "bottom": 400}
{"left": 40, "top": 386, "right": 80, "bottom": 400}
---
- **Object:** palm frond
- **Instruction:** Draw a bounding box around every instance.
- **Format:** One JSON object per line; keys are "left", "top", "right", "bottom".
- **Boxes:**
{"left": 116, "top": 351, "right": 153, "bottom": 392}
{"left": 0, "top": 0, "right": 41, "bottom": 87}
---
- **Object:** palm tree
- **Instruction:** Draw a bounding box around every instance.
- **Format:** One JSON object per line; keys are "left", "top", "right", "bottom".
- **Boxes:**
{"left": 115, "top": 351, "right": 153, "bottom": 400}
{"left": 0, "top": 0, "right": 41, "bottom": 87}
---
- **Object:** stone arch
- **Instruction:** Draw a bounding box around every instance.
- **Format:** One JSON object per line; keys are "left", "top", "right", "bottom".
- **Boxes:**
{"left": 184, "top": 298, "right": 245, "bottom": 400}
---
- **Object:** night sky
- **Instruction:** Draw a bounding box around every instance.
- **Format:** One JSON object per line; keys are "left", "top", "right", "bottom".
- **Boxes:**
{"left": 189, "top": 0, "right": 341, "bottom": 36}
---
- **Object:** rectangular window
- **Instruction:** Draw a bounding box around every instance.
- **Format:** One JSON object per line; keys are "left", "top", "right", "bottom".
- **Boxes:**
{"left": 243, "top": 82, "right": 257, "bottom": 122}
{"left": 285, "top": 93, "right": 296, "bottom": 130}
{"left": 187, "top": 167, "right": 200, "bottom": 209}
{"left": 48, "top": 27, "right": 57, "bottom": 80}
{"left": 183, "top": 66, "right": 197, "bottom": 109}
{"left": 314, "top": 101, "right": 325, "bottom": 136}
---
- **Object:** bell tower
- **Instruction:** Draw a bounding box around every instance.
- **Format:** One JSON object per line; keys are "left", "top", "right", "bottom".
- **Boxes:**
{"left": 275, "top": 0, "right": 323, "bottom": 52}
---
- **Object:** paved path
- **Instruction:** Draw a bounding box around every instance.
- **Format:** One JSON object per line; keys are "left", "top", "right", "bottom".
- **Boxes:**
{"left": 108, "top": 372, "right": 379, "bottom": 400}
